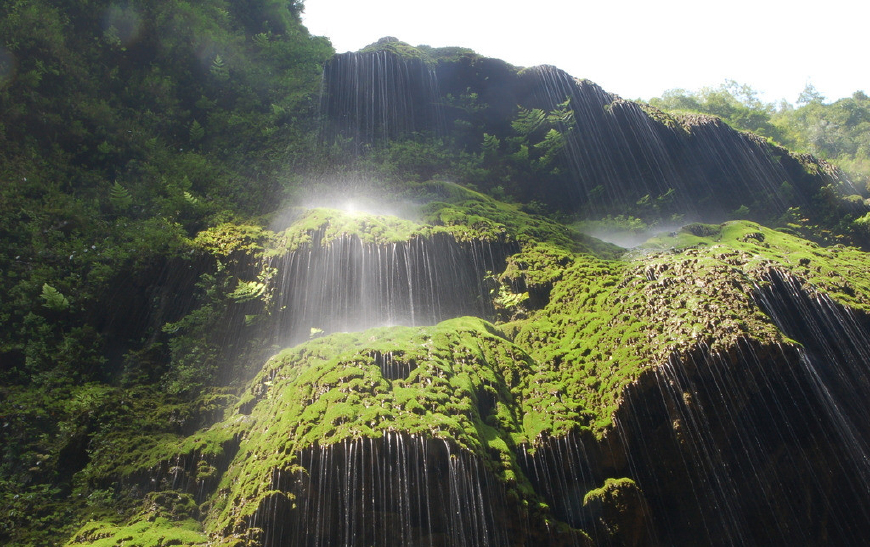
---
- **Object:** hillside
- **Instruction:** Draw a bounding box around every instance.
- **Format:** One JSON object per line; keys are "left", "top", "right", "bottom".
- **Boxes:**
{"left": 2, "top": 4, "right": 870, "bottom": 546}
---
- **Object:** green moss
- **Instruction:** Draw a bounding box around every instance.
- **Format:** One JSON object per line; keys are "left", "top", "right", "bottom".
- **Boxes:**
{"left": 513, "top": 225, "right": 802, "bottom": 436}
{"left": 407, "top": 181, "right": 621, "bottom": 257}
{"left": 640, "top": 220, "right": 870, "bottom": 313}
{"left": 583, "top": 477, "right": 638, "bottom": 506}
{"left": 33, "top": 205, "right": 870, "bottom": 545}
{"left": 271, "top": 207, "right": 433, "bottom": 252}
{"left": 67, "top": 518, "right": 208, "bottom": 546}
{"left": 266, "top": 182, "right": 621, "bottom": 262}
{"left": 202, "top": 317, "right": 543, "bottom": 534}
{"left": 500, "top": 242, "right": 575, "bottom": 292}
{"left": 66, "top": 491, "right": 208, "bottom": 546}
{"left": 581, "top": 477, "right": 649, "bottom": 544}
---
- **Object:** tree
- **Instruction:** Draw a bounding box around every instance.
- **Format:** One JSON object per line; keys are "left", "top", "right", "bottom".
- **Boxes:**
{"left": 797, "top": 83, "right": 825, "bottom": 106}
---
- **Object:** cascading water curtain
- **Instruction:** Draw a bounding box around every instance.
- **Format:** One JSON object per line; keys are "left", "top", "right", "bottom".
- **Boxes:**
{"left": 616, "top": 293, "right": 870, "bottom": 547}
{"left": 320, "top": 50, "right": 446, "bottom": 150}
{"left": 269, "top": 232, "right": 514, "bottom": 345}
{"left": 250, "top": 434, "right": 514, "bottom": 547}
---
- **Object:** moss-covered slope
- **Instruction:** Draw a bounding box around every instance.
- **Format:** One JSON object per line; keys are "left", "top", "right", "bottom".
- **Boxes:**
{"left": 59, "top": 209, "right": 870, "bottom": 545}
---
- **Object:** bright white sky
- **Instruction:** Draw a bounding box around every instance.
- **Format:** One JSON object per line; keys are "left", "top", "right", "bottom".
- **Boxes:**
{"left": 302, "top": 0, "right": 866, "bottom": 105}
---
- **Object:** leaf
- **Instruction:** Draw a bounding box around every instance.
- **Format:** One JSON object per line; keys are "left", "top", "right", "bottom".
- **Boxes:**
{"left": 189, "top": 120, "right": 204, "bottom": 142}
{"left": 109, "top": 182, "right": 132, "bottom": 211}
{"left": 229, "top": 280, "right": 266, "bottom": 302}
{"left": 511, "top": 107, "right": 546, "bottom": 137}
{"left": 41, "top": 284, "right": 69, "bottom": 311}
{"left": 210, "top": 54, "right": 228, "bottom": 80}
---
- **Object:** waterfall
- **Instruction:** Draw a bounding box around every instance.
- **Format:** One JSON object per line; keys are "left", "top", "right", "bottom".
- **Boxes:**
{"left": 269, "top": 229, "right": 513, "bottom": 345}
{"left": 753, "top": 269, "right": 870, "bottom": 491}
{"left": 248, "top": 434, "right": 517, "bottom": 547}
{"left": 522, "top": 66, "right": 803, "bottom": 217}
{"left": 518, "top": 432, "right": 602, "bottom": 543}
{"left": 610, "top": 272, "right": 870, "bottom": 546}
{"left": 320, "top": 49, "right": 445, "bottom": 150}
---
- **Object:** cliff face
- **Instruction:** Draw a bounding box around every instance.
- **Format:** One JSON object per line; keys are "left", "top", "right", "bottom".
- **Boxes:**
{"left": 320, "top": 47, "right": 862, "bottom": 224}
{"left": 4, "top": 21, "right": 870, "bottom": 546}
{"left": 57, "top": 185, "right": 870, "bottom": 546}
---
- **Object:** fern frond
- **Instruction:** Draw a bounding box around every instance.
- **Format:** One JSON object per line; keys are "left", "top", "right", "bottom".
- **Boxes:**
{"left": 109, "top": 182, "right": 132, "bottom": 211}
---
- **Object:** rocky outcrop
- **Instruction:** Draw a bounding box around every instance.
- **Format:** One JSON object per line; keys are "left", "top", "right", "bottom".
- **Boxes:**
{"left": 319, "top": 46, "right": 861, "bottom": 222}
{"left": 67, "top": 198, "right": 870, "bottom": 546}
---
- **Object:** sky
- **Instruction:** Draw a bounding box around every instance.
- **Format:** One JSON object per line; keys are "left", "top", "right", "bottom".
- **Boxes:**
{"left": 302, "top": 0, "right": 867, "bottom": 105}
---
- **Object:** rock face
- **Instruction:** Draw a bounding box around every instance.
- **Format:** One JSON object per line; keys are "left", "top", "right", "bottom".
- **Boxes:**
{"left": 70, "top": 194, "right": 870, "bottom": 546}
{"left": 45, "top": 43, "right": 870, "bottom": 547}
{"left": 320, "top": 47, "right": 860, "bottom": 221}
{"left": 7, "top": 6, "right": 870, "bottom": 545}
{"left": 268, "top": 227, "right": 512, "bottom": 345}
{"left": 320, "top": 50, "right": 445, "bottom": 148}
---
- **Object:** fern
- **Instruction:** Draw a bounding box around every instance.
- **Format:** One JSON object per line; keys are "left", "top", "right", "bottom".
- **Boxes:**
{"left": 511, "top": 107, "right": 546, "bottom": 137}
{"left": 189, "top": 120, "right": 204, "bottom": 142}
{"left": 229, "top": 280, "right": 266, "bottom": 302}
{"left": 481, "top": 133, "right": 501, "bottom": 155}
{"left": 41, "top": 284, "right": 69, "bottom": 311}
{"left": 546, "top": 97, "right": 576, "bottom": 126}
{"left": 252, "top": 32, "right": 271, "bottom": 47}
{"left": 109, "top": 181, "right": 132, "bottom": 211}
{"left": 210, "top": 54, "right": 228, "bottom": 80}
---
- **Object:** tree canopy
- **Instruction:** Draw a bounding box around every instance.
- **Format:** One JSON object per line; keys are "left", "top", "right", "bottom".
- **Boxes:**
{"left": 649, "top": 81, "right": 870, "bottom": 191}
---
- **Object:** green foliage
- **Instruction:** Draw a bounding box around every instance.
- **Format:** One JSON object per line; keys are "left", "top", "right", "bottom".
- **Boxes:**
{"left": 649, "top": 80, "right": 780, "bottom": 139}
{"left": 481, "top": 132, "right": 501, "bottom": 157}
{"left": 209, "top": 54, "right": 228, "bottom": 81}
{"left": 66, "top": 492, "right": 208, "bottom": 546}
{"left": 511, "top": 107, "right": 547, "bottom": 137}
{"left": 492, "top": 283, "right": 530, "bottom": 315}
{"left": 193, "top": 222, "right": 269, "bottom": 257}
{"left": 534, "top": 128, "right": 566, "bottom": 170}
{"left": 40, "top": 283, "right": 69, "bottom": 311}
{"left": 108, "top": 182, "right": 133, "bottom": 212}
{"left": 359, "top": 37, "right": 440, "bottom": 66}
{"left": 3, "top": 0, "right": 870, "bottom": 543}
{"left": 854, "top": 212, "right": 870, "bottom": 236}
{"left": 188, "top": 120, "right": 205, "bottom": 143}
{"left": 229, "top": 280, "right": 266, "bottom": 303}
{"left": 504, "top": 98, "right": 577, "bottom": 177}
{"left": 650, "top": 83, "right": 870, "bottom": 193}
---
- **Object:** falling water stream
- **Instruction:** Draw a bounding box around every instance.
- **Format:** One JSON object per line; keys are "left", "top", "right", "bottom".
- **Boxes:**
{"left": 320, "top": 49, "right": 445, "bottom": 149}
{"left": 269, "top": 229, "right": 513, "bottom": 345}
{"left": 607, "top": 270, "right": 870, "bottom": 546}
{"left": 249, "top": 433, "right": 516, "bottom": 547}
{"left": 212, "top": 51, "right": 870, "bottom": 546}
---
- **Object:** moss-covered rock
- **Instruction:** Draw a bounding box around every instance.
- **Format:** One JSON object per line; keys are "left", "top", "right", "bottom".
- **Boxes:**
{"left": 582, "top": 478, "right": 650, "bottom": 546}
{"left": 66, "top": 492, "right": 208, "bottom": 547}
{"left": 204, "top": 317, "right": 544, "bottom": 536}
{"left": 58, "top": 209, "right": 870, "bottom": 546}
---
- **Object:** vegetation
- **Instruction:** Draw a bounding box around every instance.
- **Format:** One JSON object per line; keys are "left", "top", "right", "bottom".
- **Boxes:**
{"left": 2, "top": 1, "right": 870, "bottom": 544}
{"left": 649, "top": 82, "right": 870, "bottom": 191}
